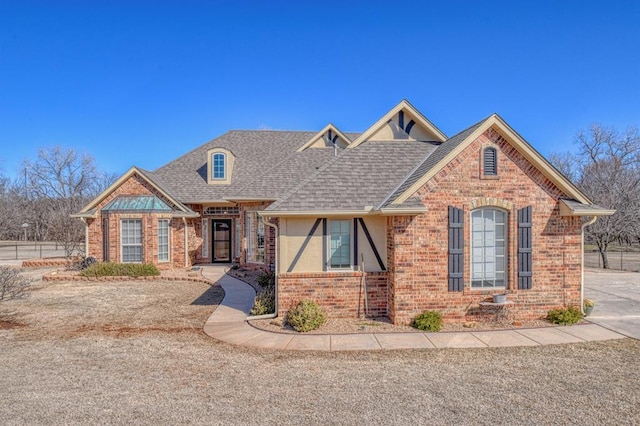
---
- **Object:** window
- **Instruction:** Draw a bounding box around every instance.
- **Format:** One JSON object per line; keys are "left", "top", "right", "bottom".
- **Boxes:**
{"left": 483, "top": 147, "right": 498, "bottom": 176}
{"left": 212, "top": 153, "right": 226, "bottom": 180}
{"left": 202, "top": 219, "right": 209, "bottom": 258}
{"left": 246, "top": 212, "right": 265, "bottom": 263}
{"left": 121, "top": 219, "right": 142, "bottom": 263}
{"left": 329, "top": 220, "right": 351, "bottom": 269}
{"left": 158, "top": 219, "right": 170, "bottom": 262}
{"left": 471, "top": 208, "right": 507, "bottom": 288}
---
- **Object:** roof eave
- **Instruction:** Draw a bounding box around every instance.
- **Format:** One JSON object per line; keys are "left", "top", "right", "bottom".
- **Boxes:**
{"left": 559, "top": 200, "right": 616, "bottom": 217}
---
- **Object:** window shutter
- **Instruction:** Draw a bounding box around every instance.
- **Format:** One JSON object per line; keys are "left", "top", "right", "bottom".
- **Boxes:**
{"left": 518, "top": 206, "right": 533, "bottom": 290}
{"left": 448, "top": 206, "right": 464, "bottom": 292}
{"left": 484, "top": 147, "right": 497, "bottom": 175}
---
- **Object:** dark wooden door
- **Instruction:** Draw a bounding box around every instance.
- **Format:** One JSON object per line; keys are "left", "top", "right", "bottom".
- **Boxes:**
{"left": 212, "top": 219, "right": 232, "bottom": 262}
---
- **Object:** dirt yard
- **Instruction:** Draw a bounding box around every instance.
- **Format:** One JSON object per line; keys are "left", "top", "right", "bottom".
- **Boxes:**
{"left": 1, "top": 273, "right": 639, "bottom": 425}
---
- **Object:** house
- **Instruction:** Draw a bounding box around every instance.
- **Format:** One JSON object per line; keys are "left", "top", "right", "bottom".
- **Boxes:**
{"left": 74, "top": 100, "right": 614, "bottom": 324}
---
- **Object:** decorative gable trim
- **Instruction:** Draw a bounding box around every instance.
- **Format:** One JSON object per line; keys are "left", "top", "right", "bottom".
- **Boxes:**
{"left": 349, "top": 99, "right": 447, "bottom": 148}
{"left": 391, "top": 114, "right": 593, "bottom": 206}
{"left": 296, "top": 124, "right": 351, "bottom": 152}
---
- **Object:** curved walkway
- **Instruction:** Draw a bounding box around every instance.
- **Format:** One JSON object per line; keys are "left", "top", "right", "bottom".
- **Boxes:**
{"left": 201, "top": 266, "right": 626, "bottom": 351}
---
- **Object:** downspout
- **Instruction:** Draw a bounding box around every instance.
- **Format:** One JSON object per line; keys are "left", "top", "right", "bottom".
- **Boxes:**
{"left": 247, "top": 216, "right": 279, "bottom": 320}
{"left": 182, "top": 217, "right": 189, "bottom": 268}
{"left": 581, "top": 216, "right": 598, "bottom": 314}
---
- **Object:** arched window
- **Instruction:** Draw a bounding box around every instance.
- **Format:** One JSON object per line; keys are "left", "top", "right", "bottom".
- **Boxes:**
{"left": 212, "top": 153, "right": 226, "bottom": 180}
{"left": 471, "top": 208, "right": 507, "bottom": 288}
{"left": 483, "top": 147, "right": 497, "bottom": 176}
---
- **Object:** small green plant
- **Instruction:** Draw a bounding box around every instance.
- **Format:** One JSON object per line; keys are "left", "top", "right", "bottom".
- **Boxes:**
{"left": 257, "top": 271, "right": 275, "bottom": 288}
{"left": 583, "top": 298, "right": 595, "bottom": 308}
{"left": 547, "top": 306, "right": 583, "bottom": 325}
{"left": 80, "top": 262, "right": 160, "bottom": 277}
{"left": 286, "top": 299, "right": 326, "bottom": 332}
{"left": 412, "top": 310, "right": 443, "bottom": 332}
{"left": 250, "top": 286, "right": 275, "bottom": 315}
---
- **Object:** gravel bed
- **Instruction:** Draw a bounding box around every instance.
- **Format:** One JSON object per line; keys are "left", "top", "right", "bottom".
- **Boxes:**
{"left": 1, "top": 272, "right": 638, "bottom": 425}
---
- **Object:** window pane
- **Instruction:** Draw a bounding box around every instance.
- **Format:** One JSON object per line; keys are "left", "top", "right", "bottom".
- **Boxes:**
{"left": 329, "top": 220, "right": 351, "bottom": 269}
{"left": 212, "top": 153, "right": 225, "bottom": 179}
{"left": 470, "top": 208, "right": 507, "bottom": 288}
{"left": 158, "top": 219, "right": 169, "bottom": 262}
{"left": 121, "top": 219, "right": 142, "bottom": 263}
{"left": 246, "top": 212, "right": 265, "bottom": 263}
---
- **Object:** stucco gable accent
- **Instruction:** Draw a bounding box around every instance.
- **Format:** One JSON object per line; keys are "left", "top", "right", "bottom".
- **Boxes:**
{"left": 391, "top": 114, "right": 593, "bottom": 206}
{"left": 349, "top": 100, "right": 447, "bottom": 148}
{"left": 76, "top": 166, "right": 197, "bottom": 217}
{"left": 296, "top": 124, "right": 351, "bottom": 152}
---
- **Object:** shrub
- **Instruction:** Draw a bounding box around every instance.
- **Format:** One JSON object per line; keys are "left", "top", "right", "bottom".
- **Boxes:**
{"left": 257, "top": 271, "right": 275, "bottom": 288}
{"left": 286, "top": 299, "right": 326, "bottom": 332}
{"left": 80, "top": 262, "right": 160, "bottom": 278}
{"left": 547, "top": 306, "right": 583, "bottom": 325}
{"left": 250, "top": 286, "right": 275, "bottom": 316}
{"left": 81, "top": 256, "right": 97, "bottom": 270}
{"left": 0, "top": 266, "right": 31, "bottom": 302}
{"left": 412, "top": 310, "right": 443, "bottom": 332}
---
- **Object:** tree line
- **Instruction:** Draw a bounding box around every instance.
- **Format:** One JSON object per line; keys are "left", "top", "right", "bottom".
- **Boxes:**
{"left": 550, "top": 124, "right": 640, "bottom": 269}
{"left": 0, "top": 146, "right": 117, "bottom": 256}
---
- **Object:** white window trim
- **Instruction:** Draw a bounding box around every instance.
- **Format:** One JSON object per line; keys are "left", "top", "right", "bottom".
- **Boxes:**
{"left": 470, "top": 208, "right": 508, "bottom": 290}
{"left": 158, "top": 219, "right": 170, "bottom": 263}
{"left": 327, "top": 219, "right": 353, "bottom": 271}
{"left": 212, "top": 152, "right": 226, "bottom": 180}
{"left": 206, "top": 148, "right": 235, "bottom": 185}
{"left": 120, "top": 218, "right": 143, "bottom": 264}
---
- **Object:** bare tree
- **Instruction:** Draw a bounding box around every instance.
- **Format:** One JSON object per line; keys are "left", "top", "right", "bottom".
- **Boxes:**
{"left": 20, "top": 146, "right": 114, "bottom": 256}
{"left": 553, "top": 124, "right": 640, "bottom": 268}
{"left": 0, "top": 266, "right": 31, "bottom": 303}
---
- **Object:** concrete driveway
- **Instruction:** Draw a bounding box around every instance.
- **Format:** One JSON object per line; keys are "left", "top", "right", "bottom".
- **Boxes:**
{"left": 585, "top": 269, "right": 640, "bottom": 339}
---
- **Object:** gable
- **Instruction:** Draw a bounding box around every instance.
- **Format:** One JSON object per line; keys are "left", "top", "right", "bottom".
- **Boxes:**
{"left": 296, "top": 124, "right": 351, "bottom": 152}
{"left": 349, "top": 100, "right": 447, "bottom": 148}
{"left": 389, "top": 115, "right": 593, "bottom": 206}
{"left": 75, "top": 167, "right": 197, "bottom": 217}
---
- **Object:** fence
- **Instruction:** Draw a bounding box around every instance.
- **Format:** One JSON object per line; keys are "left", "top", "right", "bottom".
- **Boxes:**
{"left": 584, "top": 248, "right": 640, "bottom": 273}
{"left": 0, "top": 241, "right": 83, "bottom": 261}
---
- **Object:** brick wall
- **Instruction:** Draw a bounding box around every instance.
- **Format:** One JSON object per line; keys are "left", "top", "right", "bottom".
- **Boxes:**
{"left": 278, "top": 271, "right": 388, "bottom": 318}
{"left": 387, "top": 128, "right": 583, "bottom": 324}
{"left": 85, "top": 172, "right": 187, "bottom": 269}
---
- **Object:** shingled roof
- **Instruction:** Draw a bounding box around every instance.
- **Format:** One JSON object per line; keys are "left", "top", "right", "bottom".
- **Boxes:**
{"left": 379, "top": 117, "right": 489, "bottom": 208}
{"left": 153, "top": 130, "right": 320, "bottom": 202}
{"left": 265, "top": 140, "right": 438, "bottom": 212}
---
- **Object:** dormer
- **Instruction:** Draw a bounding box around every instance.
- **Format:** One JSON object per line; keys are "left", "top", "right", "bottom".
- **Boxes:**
{"left": 296, "top": 124, "right": 351, "bottom": 152}
{"left": 349, "top": 100, "right": 447, "bottom": 148}
{"left": 207, "top": 147, "right": 235, "bottom": 185}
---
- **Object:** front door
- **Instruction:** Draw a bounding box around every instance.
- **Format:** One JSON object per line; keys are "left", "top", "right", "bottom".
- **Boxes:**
{"left": 212, "top": 219, "right": 232, "bottom": 262}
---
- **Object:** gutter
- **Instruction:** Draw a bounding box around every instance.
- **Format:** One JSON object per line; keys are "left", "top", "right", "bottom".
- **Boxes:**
{"left": 581, "top": 216, "right": 598, "bottom": 314}
{"left": 247, "top": 216, "right": 279, "bottom": 320}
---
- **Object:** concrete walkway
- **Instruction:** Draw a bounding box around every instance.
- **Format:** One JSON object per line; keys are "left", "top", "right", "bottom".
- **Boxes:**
{"left": 201, "top": 266, "right": 627, "bottom": 351}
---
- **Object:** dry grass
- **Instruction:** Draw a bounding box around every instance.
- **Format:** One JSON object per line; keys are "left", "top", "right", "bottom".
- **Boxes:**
{"left": 0, "top": 276, "right": 224, "bottom": 340}
{"left": 1, "top": 273, "right": 639, "bottom": 425}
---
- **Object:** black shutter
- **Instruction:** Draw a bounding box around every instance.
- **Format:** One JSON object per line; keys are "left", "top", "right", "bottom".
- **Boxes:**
{"left": 448, "top": 206, "right": 464, "bottom": 292}
{"left": 484, "top": 147, "right": 497, "bottom": 175}
{"left": 518, "top": 206, "right": 533, "bottom": 290}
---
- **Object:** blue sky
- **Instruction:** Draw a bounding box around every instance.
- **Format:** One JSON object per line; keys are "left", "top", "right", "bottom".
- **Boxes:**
{"left": 1, "top": 1, "right": 639, "bottom": 178}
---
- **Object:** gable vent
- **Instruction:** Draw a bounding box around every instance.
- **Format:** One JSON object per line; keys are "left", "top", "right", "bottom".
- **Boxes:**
{"left": 484, "top": 147, "right": 497, "bottom": 176}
